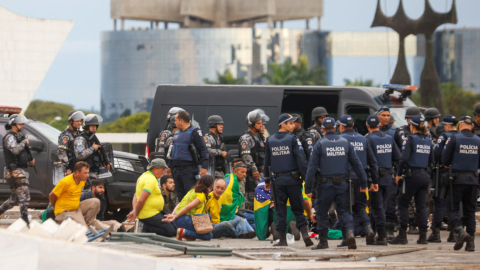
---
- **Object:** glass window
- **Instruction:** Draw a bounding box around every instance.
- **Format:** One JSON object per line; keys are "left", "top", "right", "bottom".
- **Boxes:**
{"left": 346, "top": 105, "right": 371, "bottom": 135}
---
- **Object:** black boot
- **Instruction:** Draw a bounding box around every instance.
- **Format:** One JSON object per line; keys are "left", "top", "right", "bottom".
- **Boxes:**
{"left": 447, "top": 230, "right": 457, "bottom": 243}
{"left": 386, "top": 223, "right": 395, "bottom": 240}
{"left": 337, "top": 237, "right": 347, "bottom": 247}
{"left": 290, "top": 221, "right": 300, "bottom": 241}
{"left": 427, "top": 227, "right": 441, "bottom": 243}
{"left": 300, "top": 226, "right": 313, "bottom": 247}
{"left": 274, "top": 233, "right": 288, "bottom": 246}
{"left": 21, "top": 214, "right": 30, "bottom": 228}
{"left": 271, "top": 223, "right": 280, "bottom": 240}
{"left": 453, "top": 226, "right": 470, "bottom": 251}
{"left": 312, "top": 237, "right": 329, "bottom": 250}
{"left": 345, "top": 229, "right": 357, "bottom": 249}
{"left": 364, "top": 224, "right": 375, "bottom": 245}
{"left": 388, "top": 227, "right": 408, "bottom": 244}
{"left": 417, "top": 231, "right": 428, "bottom": 244}
{"left": 372, "top": 227, "right": 388, "bottom": 246}
{"left": 465, "top": 234, "right": 475, "bottom": 252}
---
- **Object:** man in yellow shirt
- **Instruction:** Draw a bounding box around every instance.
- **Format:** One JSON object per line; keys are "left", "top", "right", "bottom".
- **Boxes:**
{"left": 49, "top": 162, "right": 101, "bottom": 227}
{"left": 126, "top": 159, "right": 176, "bottom": 237}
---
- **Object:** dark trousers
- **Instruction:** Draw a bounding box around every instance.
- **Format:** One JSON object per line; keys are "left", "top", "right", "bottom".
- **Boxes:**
{"left": 447, "top": 184, "right": 478, "bottom": 235}
{"left": 369, "top": 184, "right": 388, "bottom": 228}
{"left": 314, "top": 181, "right": 352, "bottom": 237}
{"left": 432, "top": 196, "right": 448, "bottom": 228}
{"left": 274, "top": 183, "right": 308, "bottom": 234}
{"left": 172, "top": 166, "right": 198, "bottom": 201}
{"left": 378, "top": 174, "right": 398, "bottom": 224}
{"left": 398, "top": 169, "right": 430, "bottom": 232}
{"left": 140, "top": 212, "right": 177, "bottom": 237}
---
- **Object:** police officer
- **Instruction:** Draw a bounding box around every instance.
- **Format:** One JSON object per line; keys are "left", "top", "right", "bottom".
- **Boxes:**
{"left": 254, "top": 109, "right": 270, "bottom": 141}
{"left": 338, "top": 115, "right": 379, "bottom": 246}
{"left": 264, "top": 113, "right": 313, "bottom": 247}
{"left": 169, "top": 110, "right": 209, "bottom": 201}
{"left": 239, "top": 111, "right": 265, "bottom": 210}
{"left": 292, "top": 114, "right": 314, "bottom": 159}
{"left": 378, "top": 107, "right": 403, "bottom": 149}
{"left": 472, "top": 102, "right": 480, "bottom": 136}
{"left": 205, "top": 115, "right": 227, "bottom": 177}
{"left": 390, "top": 116, "right": 434, "bottom": 245}
{"left": 424, "top": 108, "right": 441, "bottom": 141}
{"left": 308, "top": 107, "right": 328, "bottom": 145}
{"left": 73, "top": 114, "right": 111, "bottom": 189}
{"left": 442, "top": 116, "right": 480, "bottom": 252}
{"left": 0, "top": 114, "right": 35, "bottom": 225}
{"left": 156, "top": 107, "right": 184, "bottom": 158}
{"left": 365, "top": 115, "right": 402, "bottom": 241}
{"left": 428, "top": 115, "right": 458, "bottom": 243}
{"left": 57, "top": 110, "right": 85, "bottom": 176}
{"left": 399, "top": 107, "right": 422, "bottom": 144}
{"left": 305, "top": 117, "right": 368, "bottom": 250}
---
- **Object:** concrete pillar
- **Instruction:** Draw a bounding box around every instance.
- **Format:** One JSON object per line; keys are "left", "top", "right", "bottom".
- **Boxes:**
{"left": 306, "top": 19, "right": 309, "bottom": 30}
{"left": 121, "top": 19, "right": 124, "bottom": 30}
{"left": 165, "top": 22, "right": 168, "bottom": 29}
{"left": 273, "top": 21, "right": 277, "bottom": 28}
{"left": 280, "top": 21, "right": 284, "bottom": 28}
{"left": 155, "top": 21, "right": 159, "bottom": 29}
{"left": 267, "top": 16, "right": 273, "bottom": 29}
{"left": 150, "top": 21, "right": 153, "bottom": 29}
{"left": 183, "top": 16, "right": 190, "bottom": 28}
{"left": 317, "top": 16, "right": 321, "bottom": 31}
{"left": 113, "top": 19, "right": 117, "bottom": 31}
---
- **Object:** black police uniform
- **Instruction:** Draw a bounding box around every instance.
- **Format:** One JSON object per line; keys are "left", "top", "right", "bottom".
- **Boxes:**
{"left": 169, "top": 125, "right": 209, "bottom": 201}
{"left": 380, "top": 124, "right": 404, "bottom": 150}
{"left": 295, "top": 127, "right": 314, "bottom": 159}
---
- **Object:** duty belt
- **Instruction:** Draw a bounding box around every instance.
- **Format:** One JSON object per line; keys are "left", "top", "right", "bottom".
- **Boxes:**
{"left": 321, "top": 176, "right": 347, "bottom": 185}
{"left": 173, "top": 165, "right": 196, "bottom": 171}
{"left": 274, "top": 170, "right": 300, "bottom": 179}
{"left": 410, "top": 167, "right": 426, "bottom": 172}
{"left": 454, "top": 171, "right": 478, "bottom": 177}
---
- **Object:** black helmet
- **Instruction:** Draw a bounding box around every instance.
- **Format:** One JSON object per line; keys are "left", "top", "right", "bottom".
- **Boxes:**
{"left": 424, "top": 108, "right": 441, "bottom": 121}
{"left": 207, "top": 115, "right": 224, "bottom": 128}
{"left": 292, "top": 114, "right": 302, "bottom": 123}
{"left": 84, "top": 114, "right": 103, "bottom": 127}
{"left": 246, "top": 111, "right": 262, "bottom": 126}
{"left": 167, "top": 107, "right": 184, "bottom": 120}
{"left": 6, "top": 114, "right": 28, "bottom": 130}
{"left": 474, "top": 102, "right": 480, "bottom": 116}
{"left": 67, "top": 110, "right": 85, "bottom": 121}
{"left": 435, "top": 122, "right": 445, "bottom": 136}
{"left": 311, "top": 107, "right": 328, "bottom": 121}
{"left": 405, "top": 107, "right": 421, "bottom": 118}
{"left": 169, "top": 115, "right": 177, "bottom": 129}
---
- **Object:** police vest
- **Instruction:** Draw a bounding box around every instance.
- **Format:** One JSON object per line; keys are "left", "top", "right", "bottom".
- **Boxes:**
{"left": 80, "top": 133, "right": 101, "bottom": 172}
{"left": 268, "top": 133, "right": 298, "bottom": 174}
{"left": 451, "top": 132, "right": 480, "bottom": 172}
{"left": 171, "top": 126, "right": 197, "bottom": 162}
{"left": 248, "top": 132, "right": 265, "bottom": 167}
{"left": 3, "top": 131, "right": 29, "bottom": 168}
{"left": 208, "top": 133, "right": 224, "bottom": 168}
{"left": 387, "top": 127, "right": 396, "bottom": 137}
{"left": 368, "top": 133, "right": 394, "bottom": 169}
{"left": 157, "top": 129, "right": 173, "bottom": 157}
{"left": 318, "top": 137, "right": 349, "bottom": 177}
{"left": 407, "top": 134, "right": 432, "bottom": 168}
{"left": 340, "top": 132, "right": 367, "bottom": 169}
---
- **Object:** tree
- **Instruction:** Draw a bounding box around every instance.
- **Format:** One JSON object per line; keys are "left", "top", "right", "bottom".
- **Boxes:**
{"left": 262, "top": 55, "right": 327, "bottom": 86}
{"left": 25, "top": 100, "right": 94, "bottom": 130}
{"left": 203, "top": 70, "right": 246, "bottom": 84}
{"left": 98, "top": 112, "right": 150, "bottom": 133}
{"left": 344, "top": 77, "right": 379, "bottom": 87}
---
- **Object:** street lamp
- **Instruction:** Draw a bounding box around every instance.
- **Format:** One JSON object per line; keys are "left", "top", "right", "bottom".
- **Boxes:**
{"left": 48, "top": 116, "right": 62, "bottom": 125}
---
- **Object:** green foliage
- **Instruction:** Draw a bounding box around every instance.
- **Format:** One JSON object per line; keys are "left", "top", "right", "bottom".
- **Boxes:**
{"left": 24, "top": 100, "right": 89, "bottom": 130}
{"left": 344, "top": 77, "right": 379, "bottom": 87}
{"left": 203, "top": 70, "right": 246, "bottom": 84}
{"left": 98, "top": 111, "right": 150, "bottom": 133}
{"left": 262, "top": 55, "right": 328, "bottom": 85}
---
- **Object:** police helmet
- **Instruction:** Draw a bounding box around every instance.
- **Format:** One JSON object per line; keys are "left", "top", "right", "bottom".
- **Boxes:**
{"left": 253, "top": 109, "right": 270, "bottom": 124}
{"left": 292, "top": 114, "right": 302, "bottom": 123}
{"left": 424, "top": 108, "right": 441, "bottom": 121}
{"left": 246, "top": 111, "right": 263, "bottom": 127}
{"left": 474, "top": 102, "right": 480, "bottom": 116}
{"left": 169, "top": 115, "right": 177, "bottom": 129}
{"left": 207, "top": 115, "right": 224, "bottom": 128}
{"left": 84, "top": 114, "right": 103, "bottom": 127}
{"left": 67, "top": 110, "right": 86, "bottom": 121}
{"left": 6, "top": 114, "right": 28, "bottom": 130}
{"left": 311, "top": 107, "right": 328, "bottom": 121}
{"left": 167, "top": 107, "right": 184, "bottom": 120}
{"left": 404, "top": 107, "right": 421, "bottom": 118}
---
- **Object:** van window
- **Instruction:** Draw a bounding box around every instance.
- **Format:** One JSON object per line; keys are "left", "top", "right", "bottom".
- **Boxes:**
{"left": 346, "top": 105, "right": 372, "bottom": 135}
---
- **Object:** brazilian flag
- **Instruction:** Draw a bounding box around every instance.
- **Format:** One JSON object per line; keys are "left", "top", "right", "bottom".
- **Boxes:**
{"left": 220, "top": 174, "right": 245, "bottom": 222}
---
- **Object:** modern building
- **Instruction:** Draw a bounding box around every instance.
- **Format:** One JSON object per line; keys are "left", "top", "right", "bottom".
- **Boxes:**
{"left": 0, "top": 5, "right": 73, "bottom": 111}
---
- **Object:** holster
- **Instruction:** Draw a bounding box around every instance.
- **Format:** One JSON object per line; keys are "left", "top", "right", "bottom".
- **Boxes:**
{"left": 188, "top": 144, "right": 199, "bottom": 165}
{"left": 379, "top": 167, "right": 394, "bottom": 177}
{"left": 329, "top": 177, "right": 347, "bottom": 185}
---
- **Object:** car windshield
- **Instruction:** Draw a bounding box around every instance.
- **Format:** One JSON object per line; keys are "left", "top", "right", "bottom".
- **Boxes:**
{"left": 27, "top": 121, "right": 61, "bottom": 145}
{"left": 389, "top": 107, "right": 408, "bottom": 127}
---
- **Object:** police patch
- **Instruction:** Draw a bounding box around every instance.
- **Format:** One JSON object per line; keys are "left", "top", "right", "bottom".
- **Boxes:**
{"left": 77, "top": 141, "right": 82, "bottom": 145}
{"left": 307, "top": 140, "right": 312, "bottom": 145}
{"left": 297, "top": 139, "right": 302, "bottom": 146}
{"left": 161, "top": 134, "right": 166, "bottom": 140}
{"left": 77, "top": 146, "right": 83, "bottom": 151}
{"left": 197, "top": 130, "right": 203, "bottom": 137}
{"left": 437, "top": 138, "right": 442, "bottom": 143}
{"left": 8, "top": 136, "right": 15, "bottom": 144}
{"left": 402, "top": 140, "right": 406, "bottom": 145}
{"left": 204, "top": 137, "right": 208, "bottom": 143}
{"left": 63, "top": 137, "right": 68, "bottom": 144}
{"left": 242, "top": 142, "right": 246, "bottom": 149}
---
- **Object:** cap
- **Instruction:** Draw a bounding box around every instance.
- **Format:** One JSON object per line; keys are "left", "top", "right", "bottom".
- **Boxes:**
{"left": 233, "top": 162, "right": 247, "bottom": 171}
{"left": 377, "top": 106, "right": 390, "bottom": 115}
{"left": 442, "top": 115, "right": 458, "bottom": 125}
{"left": 147, "top": 158, "right": 168, "bottom": 170}
{"left": 291, "top": 114, "right": 302, "bottom": 123}
{"left": 337, "top": 115, "right": 354, "bottom": 127}
{"left": 408, "top": 115, "right": 425, "bottom": 126}
{"left": 366, "top": 115, "right": 380, "bottom": 128}
{"left": 321, "top": 117, "right": 336, "bottom": 129}
{"left": 459, "top": 115, "right": 474, "bottom": 125}
{"left": 278, "top": 113, "right": 298, "bottom": 125}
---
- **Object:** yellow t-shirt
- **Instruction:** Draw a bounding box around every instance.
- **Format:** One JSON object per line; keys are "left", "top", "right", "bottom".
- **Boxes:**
{"left": 206, "top": 192, "right": 222, "bottom": 224}
{"left": 176, "top": 189, "right": 207, "bottom": 216}
{"left": 52, "top": 174, "right": 86, "bottom": 216}
{"left": 136, "top": 171, "right": 164, "bottom": 219}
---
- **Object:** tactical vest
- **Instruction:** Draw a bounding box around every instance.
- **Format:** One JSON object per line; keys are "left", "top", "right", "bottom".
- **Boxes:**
{"left": 318, "top": 137, "right": 349, "bottom": 177}
{"left": 451, "top": 132, "right": 480, "bottom": 172}
{"left": 387, "top": 127, "right": 396, "bottom": 137}
{"left": 247, "top": 132, "right": 265, "bottom": 167}
{"left": 341, "top": 132, "right": 367, "bottom": 169}
{"left": 268, "top": 133, "right": 298, "bottom": 174}
{"left": 401, "top": 125, "right": 411, "bottom": 137}
{"left": 208, "top": 132, "right": 224, "bottom": 168}
{"left": 171, "top": 126, "right": 196, "bottom": 162}
{"left": 368, "top": 133, "right": 394, "bottom": 169}
{"left": 3, "top": 131, "right": 29, "bottom": 168}
{"left": 407, "top": 134, "right": 432, "bottom": 168}
{"left": 157, "top": 129, "right": 173, "bottom": 158}
{"left": 81, "top": 133, "right": 101, "bottom": 172}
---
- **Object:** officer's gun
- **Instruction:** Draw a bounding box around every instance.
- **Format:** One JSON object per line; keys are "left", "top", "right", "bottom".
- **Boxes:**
{"left": 188, "top": 143, "right": 199, "bottom": 165}
{"left": 88, "top": 134, "right": 115, "bottom": 176}
{"left": 18, "top": 131, "right": 36, "bottom": 174}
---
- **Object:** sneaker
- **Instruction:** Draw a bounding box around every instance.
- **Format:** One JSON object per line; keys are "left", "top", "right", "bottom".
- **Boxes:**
{"left": 176, "top": 228, "right": 195, "bottom": 241}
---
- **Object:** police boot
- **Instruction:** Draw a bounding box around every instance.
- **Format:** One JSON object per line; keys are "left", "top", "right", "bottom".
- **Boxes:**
{"left": 290, "top": 221, "right": 300, "bottom": 241}
{"left": 274, "top": 233, "right": 288, "bottom": 247}
{"left": 300, "top": 226, "right": 313, "bottom": 247}
{"left": 447, "top": 230, "right": 458, "bottom": 243}
{"left": 312, "top": 237, "right": 329, "bottom": 250}
{"left": 465, "top": 234, "right": 475, "bottom": 252}
{"left": 453, "top": 226, "right": 470, "bottom": 251}
{"left": 337, "top": 236, "right": 348, "bottom": 247}
{"left": 386, "top": 223, "right": 395, "bottom": 240}
{"left": 345, "top": 229, "right": 357, "bottom": 249}
{"left": 427, "top": 227, "right": 441, "bottom": 243}
{"left": 388, "top": 227, "right": 408, "bottom": 245}
{"left": 271, "top": 222, "right": 280, "bottom": 241}
{"left": 364, "top": 224, "right": 375, "bottom": 245}
{"left": 372, "top": 227, "right": 388, "bottom": 246}
{"left": 417, "top": 231, "right": 428, "bottom": 244}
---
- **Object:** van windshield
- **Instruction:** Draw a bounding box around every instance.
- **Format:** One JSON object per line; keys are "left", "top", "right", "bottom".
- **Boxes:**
{"left": 27, "top": 122, "right": 61, "bottom": 145}
{"left": 389, "top": 107, "right": 408, "bottom": 127}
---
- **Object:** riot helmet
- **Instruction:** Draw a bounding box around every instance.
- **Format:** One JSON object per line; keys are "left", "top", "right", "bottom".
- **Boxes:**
{"left": 424, "top": 108, "right": 441, "bottom": 121}
{"left": 404, "top": 107, "right": 421, "bottom": 118}
{"left": 6, "top": 114, "right": 28, "bottom": 130}
{"left": 253, "top": 109, "right": 270, "bottom": 124}
{"left": 474, "top": 102, "right": 480, "bottom": 116}
{"left": 246, "top": 111, "right": 263, "bottom": 127}
{"left": 311, "top": 107, "right": 328, "bottom": 121}
{"left": 167, "top": 107, "right": 184, "bottom": 120}
{"left": 169, "top": 115, "right": 177, "bottom": 129}
{"left": 207, "top": 115, "right": 224, "bottom": 128}
{"left": 67, "top": 110, "right": 86, "bottom": 121}
{"left": 84, "top": 114, "right": 103, "bottom": 132}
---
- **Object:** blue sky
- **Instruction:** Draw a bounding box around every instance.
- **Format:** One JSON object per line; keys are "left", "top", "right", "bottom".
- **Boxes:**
{"left": 1, "top": 0, "right": 479, "bottom": 112}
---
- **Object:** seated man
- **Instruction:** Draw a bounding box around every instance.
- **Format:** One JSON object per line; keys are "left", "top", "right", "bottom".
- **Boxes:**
{"left": 159, "top": 175, "right": 176, "bottom": 215}
{"left": 50, "top": 161, "right": 102, "bottom": 228}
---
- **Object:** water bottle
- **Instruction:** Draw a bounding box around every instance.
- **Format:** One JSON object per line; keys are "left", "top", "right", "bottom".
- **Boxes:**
{"left": 368, "top": 257, "right": 377, "bottom": 262}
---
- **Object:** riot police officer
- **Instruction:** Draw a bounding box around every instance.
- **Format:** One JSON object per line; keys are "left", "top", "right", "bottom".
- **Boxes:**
{"left": 442, "top": 116, "right": 480, "bottom": 252}
{"left": 205, "top": 115, "right": 227, "bottom": 177}
{"left": 254, "top": 109, "right": 270, "bottom": 141}
{"left": 338, "top": 115, "right": 379, "bottom": 246}
{"left": 308, "top": 107, "right": 328, "bottom": 145}
{"left": 378, "top": 107, "right": 403, "bottom": 149}
{"left": 399, "top": 106, "right": 422, "bottom": 144}
{"left": 239, "top": 111, "right": 265, "bottom": 210}
{"left": 74, "top": 114, "right": 111, "bottom": 189}
{"left": 473, "top": 102, "right": 480, "bottom": 136}
{"left": 424, "top": 108, "right": 441, "bottom": 141}
{"left": 305, "top": 117, "right": 368, "bottom": 250}
{"left": 0, "top": 114, "right": 35, "bottom": 225}
{"left": 390, "top": 116, "right": 434, "bottom": 245}
{"left": 57, "top": 110, "right": 85, "bottom": 176}
{"left": 428, "top": 115, "right": 458, "bottom": 243}
{"left": 365, "top": 115, "right": 402, "bottom": 242}
{"left": 264, "top": 114, "right": 313, "bottom": 247}
{"left": 292, "top": 114, "right": 314, "bottom": 159}
{"left": 156, "top": 107, "right": 184, "bottom": 159}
